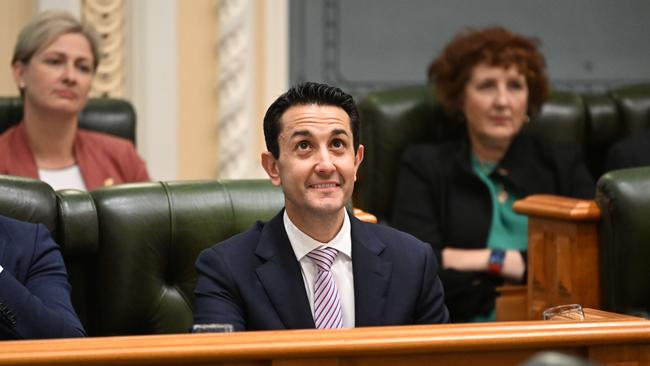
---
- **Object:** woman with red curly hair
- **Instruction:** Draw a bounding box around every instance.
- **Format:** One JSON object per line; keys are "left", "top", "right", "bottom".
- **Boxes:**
{"left": 391, "top": 27, "right": 594, "bottom": 322}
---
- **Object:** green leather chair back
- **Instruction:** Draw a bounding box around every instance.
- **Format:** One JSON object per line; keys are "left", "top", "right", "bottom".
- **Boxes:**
{"left": 90, "top": 179, "right": 284, "bottom": 335}
{"left": 610, "top": 84, "right": 650, "bottom": 137}
{"left": 583, "top": 93, "right": 620, "bottom": 179}
{"left": 596, "top": 167, "right": 650, "bottom": 318}
{"left": 355, "top": 85, "right": 587, "bottom": 222}
{"left": 0, "top": 175, "right": 57, "bottom": 232}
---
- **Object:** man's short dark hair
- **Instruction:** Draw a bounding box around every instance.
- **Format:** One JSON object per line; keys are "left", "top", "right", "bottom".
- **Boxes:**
{"left": 263, "top": 82, "right": 360, "bottom": 159}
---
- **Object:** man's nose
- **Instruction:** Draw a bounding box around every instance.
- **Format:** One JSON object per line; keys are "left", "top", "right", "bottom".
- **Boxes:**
{"left": 315, "top": 148, "right": 335, "bottom": 173}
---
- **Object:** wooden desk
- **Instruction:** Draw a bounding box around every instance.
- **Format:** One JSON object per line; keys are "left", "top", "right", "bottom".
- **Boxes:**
{"left": 0, "top": 310, "right": 647, "bottom": 366}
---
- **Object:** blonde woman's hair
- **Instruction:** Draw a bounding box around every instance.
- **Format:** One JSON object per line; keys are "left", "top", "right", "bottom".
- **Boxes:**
{"left": 12, "top": 10, "right": 100, "bottom": 71}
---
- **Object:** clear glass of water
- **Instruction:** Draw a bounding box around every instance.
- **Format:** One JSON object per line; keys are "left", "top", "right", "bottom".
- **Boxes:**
{"left": 542, "top": 304, "right": 585, "bottom": 320}
{"left": 191, "top": 323, "right": 234, "bottom": 333}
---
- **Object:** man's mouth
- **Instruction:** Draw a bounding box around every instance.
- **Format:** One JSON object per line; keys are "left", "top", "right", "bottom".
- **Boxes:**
{"left": 309, "top": 183, "right": 339, "bottom": 189}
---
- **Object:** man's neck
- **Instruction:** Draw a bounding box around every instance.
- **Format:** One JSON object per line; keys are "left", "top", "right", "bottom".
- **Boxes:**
{"left": 284, "top": 207, "right": 346, "bottom": 243}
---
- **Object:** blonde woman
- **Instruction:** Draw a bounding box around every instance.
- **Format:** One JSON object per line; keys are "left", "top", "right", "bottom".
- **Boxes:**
{"left": 0, "top": 11, "right": 149, "bottom": 190}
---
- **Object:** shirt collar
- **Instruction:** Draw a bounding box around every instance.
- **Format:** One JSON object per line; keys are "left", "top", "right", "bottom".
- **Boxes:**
{"left": 283, "top": 209, "right": 352, "bottom": 262}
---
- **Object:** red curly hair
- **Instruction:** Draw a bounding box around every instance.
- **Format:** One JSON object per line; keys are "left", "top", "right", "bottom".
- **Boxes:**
{"left": 428, "top": 26, "right": 549, "bottom": 118}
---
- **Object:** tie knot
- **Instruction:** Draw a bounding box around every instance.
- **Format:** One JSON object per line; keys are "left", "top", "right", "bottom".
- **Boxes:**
{"left": 306, "top": 247, "right": 337, "bottom": 271}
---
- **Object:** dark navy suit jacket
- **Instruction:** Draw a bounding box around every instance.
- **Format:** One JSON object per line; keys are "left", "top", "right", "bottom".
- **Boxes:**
{"left": 0, "top": 215, "right": 85, "bottom": 339}
{"left": 194, "top": 210, "right": 449, "bottom": 331}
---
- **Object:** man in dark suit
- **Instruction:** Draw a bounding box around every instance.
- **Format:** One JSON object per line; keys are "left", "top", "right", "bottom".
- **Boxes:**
{"left": 193, "top": 82, "right": 449, "bottom": 331}
{"left": 0, "top": 214, "right": 85, "bottom": 339}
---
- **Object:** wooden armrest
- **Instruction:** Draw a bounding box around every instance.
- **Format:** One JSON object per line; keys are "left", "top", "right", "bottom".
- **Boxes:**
{"left": 353, "top": 208, "right": 377, "bottom": 223}
{"left": 513, "top": 194, "right": 600, "bottom": 221}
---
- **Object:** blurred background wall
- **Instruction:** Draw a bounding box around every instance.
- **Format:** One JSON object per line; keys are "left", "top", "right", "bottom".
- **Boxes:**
{"left": 290, "top": 0, "right": 650, "bottom": 98}
{"left": 1, "top": 0, "right": 648, "bottom": 180}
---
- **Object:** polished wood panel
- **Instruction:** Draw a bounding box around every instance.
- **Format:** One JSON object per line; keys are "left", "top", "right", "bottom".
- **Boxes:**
{"left": 513, "top": 195, "right": 602, "bottom": 320}
{"left": 496, "top": 285, "right": 527, "bottom": 321}
{"left": 0, "top": 310, "right": 647, "bottom": 366}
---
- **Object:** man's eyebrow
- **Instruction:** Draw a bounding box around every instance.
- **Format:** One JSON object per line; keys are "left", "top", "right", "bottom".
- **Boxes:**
{"left": 289, "top": 128, "right": 349, "bottom": 139}
{"left": 289, "top": 130, "right": 313, "bottom": 139}
{"left": 331, "top": 129, "right": 349, "bottom": 137}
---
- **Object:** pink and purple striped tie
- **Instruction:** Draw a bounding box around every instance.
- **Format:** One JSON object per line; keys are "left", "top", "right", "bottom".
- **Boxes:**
{"left": 306, "top": 247, "right": 343, "bottom": 329}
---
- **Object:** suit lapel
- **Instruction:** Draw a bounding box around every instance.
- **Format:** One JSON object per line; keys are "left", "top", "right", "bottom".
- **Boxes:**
{"left": 351, "top": 216, "right": 392, "bottom": 327}
{"left": 254, "top": 212, "right": 315, "bottom": 329}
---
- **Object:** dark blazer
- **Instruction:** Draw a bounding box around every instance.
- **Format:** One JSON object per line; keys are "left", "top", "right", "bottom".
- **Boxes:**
{"left": 194, "top": 210, "right": 449, "bottom": 331}
{"left": 391, "top": 134, "right": 595, "bottom": 322}
{"left": 0, "top": 215, "right": 85, "bottom": 339}
{"left": 604, "top": 131, "right": 650, "bottom": 172}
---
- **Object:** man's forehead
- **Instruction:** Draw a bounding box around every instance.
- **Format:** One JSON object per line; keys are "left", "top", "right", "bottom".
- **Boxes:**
{"left": 279, "top": 104, "right": 351, "bottom": 132}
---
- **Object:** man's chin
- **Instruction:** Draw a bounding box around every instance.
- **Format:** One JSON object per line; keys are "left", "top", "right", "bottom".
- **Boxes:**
{"left": 307, "top": 202, "right": 346, "bottom": 217}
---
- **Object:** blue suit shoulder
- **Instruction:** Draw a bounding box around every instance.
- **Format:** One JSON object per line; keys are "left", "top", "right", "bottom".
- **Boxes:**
{"left": 0, "top": 213, "right": 41, "bottom": 235}
{"left": 0, "top": 214, "right": 85, "bottom": 339}
{"left": 203, "top": 220, "right": 265, "bottom": 254}
{"left": 0, "top": 215, "right": 46, "bottom": 261}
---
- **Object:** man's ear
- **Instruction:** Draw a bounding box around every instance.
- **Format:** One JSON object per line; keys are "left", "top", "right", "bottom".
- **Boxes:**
{"left": 261, "top": 151, "right": 282, "bottom": 186}
{"left": 353, "top": 144, "right": 364, "bottom": 181}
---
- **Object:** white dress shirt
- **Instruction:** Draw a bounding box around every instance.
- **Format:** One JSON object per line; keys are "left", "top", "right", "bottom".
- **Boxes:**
{"left": 283, "top": 209, "right": 355, "bottom": 328}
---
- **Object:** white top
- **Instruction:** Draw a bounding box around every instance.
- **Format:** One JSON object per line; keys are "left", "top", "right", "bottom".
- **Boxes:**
{"left": 38, "top": 165, "right": 87, "bottom": 191}
{"left": 283, "top": 209, "right": 355, "bottom": 328}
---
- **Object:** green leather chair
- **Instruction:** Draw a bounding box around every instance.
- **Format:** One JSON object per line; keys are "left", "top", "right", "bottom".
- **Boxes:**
{"left": 90, "top": 179, "right": 284, "bottom": 335}
{"left": 596, "top": 167, "right": 650, "bottom": 318}
{"left": 354, "top": 85, "right": 588, "bottom": 222}
{"left": 0, "top": 175, "right": 285, "bottom": 336}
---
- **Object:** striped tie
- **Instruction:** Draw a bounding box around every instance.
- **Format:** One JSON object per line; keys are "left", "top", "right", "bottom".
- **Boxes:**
{"left": 306, "top": 247, "right": 343, "bottom": 329}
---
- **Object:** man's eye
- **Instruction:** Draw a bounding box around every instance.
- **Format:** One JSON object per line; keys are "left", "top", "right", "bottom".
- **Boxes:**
{"left": 297, "top": 141, "right": 310, "bottom": 150}
{"left": 331, "top": 139, "right": 344, "bottom": 149}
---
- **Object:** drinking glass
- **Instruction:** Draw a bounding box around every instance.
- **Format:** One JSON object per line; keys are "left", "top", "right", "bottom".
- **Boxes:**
{"left": 542, "top": 304, "right": 585, "bottom": 320}
{"left": 191, "top": 323, "right": 234, "bottom": 333}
